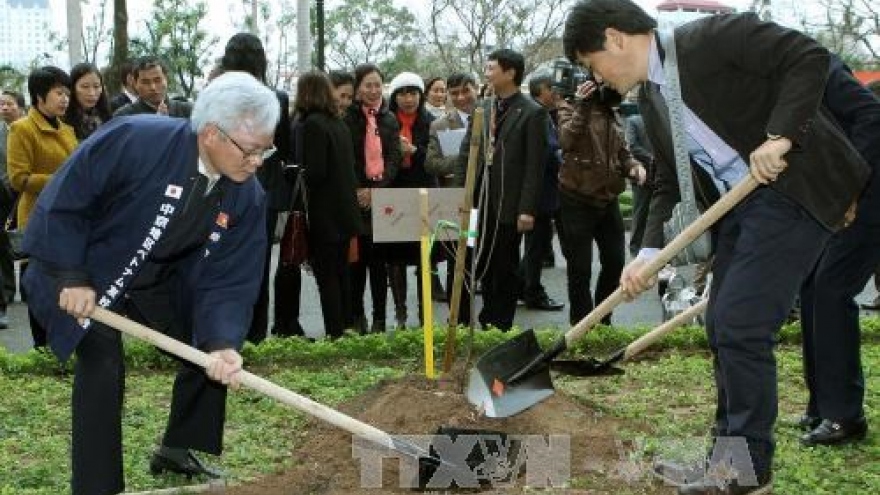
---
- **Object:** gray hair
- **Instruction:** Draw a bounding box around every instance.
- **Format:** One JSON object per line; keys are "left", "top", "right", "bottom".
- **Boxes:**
{"left": 191, "top": 71, "right": 279, "bottom": 136}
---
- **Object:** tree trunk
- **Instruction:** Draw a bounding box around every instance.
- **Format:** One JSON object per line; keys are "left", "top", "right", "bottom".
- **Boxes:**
{"left": 67, "top": 0, "right": 84, "bottom": 66}
{"left": 106, "top": 0, "right": 129, "bottom": 94}
{"left": 297, "top": 0, "right": 310, "bottom": 74}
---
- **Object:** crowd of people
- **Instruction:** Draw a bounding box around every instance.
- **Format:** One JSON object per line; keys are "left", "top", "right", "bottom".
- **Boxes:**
{"left": 2, "top": 1, "right": 879, "bottom": 492}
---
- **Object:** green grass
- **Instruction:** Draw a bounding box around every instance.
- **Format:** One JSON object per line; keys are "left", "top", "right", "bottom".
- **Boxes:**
{"left": 0, "top": 320, "right": 877, "bottom": 494}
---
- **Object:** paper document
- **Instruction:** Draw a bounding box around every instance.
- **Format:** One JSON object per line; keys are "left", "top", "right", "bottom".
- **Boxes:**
{"left": 437, "top": 128, "right": 466, "bottom": 157}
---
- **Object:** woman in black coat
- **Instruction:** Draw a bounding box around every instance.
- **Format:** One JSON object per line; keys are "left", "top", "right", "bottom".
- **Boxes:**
{"left": 220, "top": 32, "right": 300, "bottom": 342}
{"left": 296, "top": 71, "right": 363, "bottom": 339}
{"left": 385, "top": 72, "right": 437, "bottom": 329}
{"left": 343, "top": 64, "right": 402, "bottom": 333}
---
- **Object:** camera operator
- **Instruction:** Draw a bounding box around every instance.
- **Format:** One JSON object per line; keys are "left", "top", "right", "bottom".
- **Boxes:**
{"left": 557, "top": 75, "right": 646, "bottom": 326}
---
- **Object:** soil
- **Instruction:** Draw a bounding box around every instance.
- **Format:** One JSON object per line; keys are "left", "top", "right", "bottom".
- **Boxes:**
{"left": 225, "top": 375, "right": 669, "bottom": 495}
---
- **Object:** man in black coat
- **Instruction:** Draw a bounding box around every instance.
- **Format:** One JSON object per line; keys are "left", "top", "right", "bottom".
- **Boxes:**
{"left": 113, "top": 57, "right": 192, "bottom": 118}
{"left": 457, "top": 48, "right": 548, "bottom": 331}
{"left": 563, "top": 1, "right": 869, "bottom": 493}
{"left": 798, "top": 55, "right": 880, "bottom": 447}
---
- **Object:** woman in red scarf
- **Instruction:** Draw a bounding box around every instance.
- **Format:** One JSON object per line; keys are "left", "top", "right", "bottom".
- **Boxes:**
{"left": 385, "top": 72, "right": 437, "bottom": 330}
{"left": 343, "top": 64, "right": 402, "bottom": 334}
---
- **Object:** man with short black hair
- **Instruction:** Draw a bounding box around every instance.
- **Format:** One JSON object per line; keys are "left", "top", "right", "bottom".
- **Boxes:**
{"left": 114, "top": 56, "right": 192, "bottom": 118}
{"left": 563, "top": 1, "right": 869, "bottom": 492}
{"left": 425, "top": 72, "right": 479, "bottom": 321}
{"left": 457, "top": 49, "right": 549, "bottom": 330}
{"left": 519, "top": 73, "right": 564, "bottom": 311}
{"left": 109, "top": 60, "right": 138, "bottom": 112}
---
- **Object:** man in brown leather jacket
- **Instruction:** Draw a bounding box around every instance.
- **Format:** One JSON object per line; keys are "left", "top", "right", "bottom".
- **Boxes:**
{"left": 557, "top": 80, "right": 645, "bottom": 326}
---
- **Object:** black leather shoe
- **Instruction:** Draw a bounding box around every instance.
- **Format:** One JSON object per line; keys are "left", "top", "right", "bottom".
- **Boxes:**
{"left": 149, "top": 448, "right": 224, "bottom": 479}
{"left": 524, "top": 296, "right": 564, "bottom": 311}
{"left": 801, "top": 418, "right": 868, "bottom": 446}
{"left": 677, "top": 476, "right": 772, "bottom": 494}
{"left": 795, "top": 414, "right": 821, "bottom": 431}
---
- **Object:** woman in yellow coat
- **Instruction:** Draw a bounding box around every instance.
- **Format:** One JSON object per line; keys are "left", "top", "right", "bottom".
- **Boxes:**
{"left": 6, "top": 66, "right": 76, "bottom": 348}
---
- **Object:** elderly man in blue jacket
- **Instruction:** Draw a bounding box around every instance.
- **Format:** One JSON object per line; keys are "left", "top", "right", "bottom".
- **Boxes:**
{"left": 22, "top": 72, "right": 280, "bottom": 495}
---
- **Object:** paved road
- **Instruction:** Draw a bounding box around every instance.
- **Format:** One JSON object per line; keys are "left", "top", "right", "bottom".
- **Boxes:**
{"left": 2, "top": 234, "right": 877, "bottom": 354}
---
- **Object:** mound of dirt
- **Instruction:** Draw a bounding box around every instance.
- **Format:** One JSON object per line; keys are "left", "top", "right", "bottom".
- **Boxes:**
{"left": 225, "top": 375, "right": 666, "bottom": 494}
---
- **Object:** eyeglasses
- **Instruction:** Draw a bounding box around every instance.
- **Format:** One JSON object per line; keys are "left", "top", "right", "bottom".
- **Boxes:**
{"left": 215, "top": 124, "right": 276, "bottom": 161}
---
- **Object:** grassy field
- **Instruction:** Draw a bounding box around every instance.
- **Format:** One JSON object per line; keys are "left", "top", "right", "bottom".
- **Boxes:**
{"left": 0, "top": 320, "right": 876, "bottom": 494}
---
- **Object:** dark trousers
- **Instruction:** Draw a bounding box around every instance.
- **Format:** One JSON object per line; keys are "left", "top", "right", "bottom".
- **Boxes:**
{"left": 20, "top": 262, "right": 47, "bottom": 347}
{"left": 519, "top": 212, "right": 553, "bottom": 301}
{"left": 559, "top": 194, "right": 625, "bottom": 325}
{"left": 350, "top": 234, "right": 388, "bottom": 325}
{"left": 72, "top": 298, "right": 226, "bottom": 495}
{"left": 800, "top": 193, "right": 880, "bottom": 422}
{"left": 477, "top": 222, "right": 522, "bottom": 331}
{"left": 311, "top": 239, "right": 352, "bottom": 339}
{"left": 0, "top": 186, "right": 14, "bottom": 303}
{"left": 248, "top": 210, "right": 303, "bottom": 343}
{"left": 629, "top": 181, "right": 653, "bottom": 257}
{"left": 707, "top": 188, "right": 828, "bottom": 476}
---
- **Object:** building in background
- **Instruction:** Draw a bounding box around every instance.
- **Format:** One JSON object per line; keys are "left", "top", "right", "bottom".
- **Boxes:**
{"left": 0, "top": 0, "right": 53, "bottom": 68}
{"left": 657, "top": 0, "right": 736, "bottom": 29}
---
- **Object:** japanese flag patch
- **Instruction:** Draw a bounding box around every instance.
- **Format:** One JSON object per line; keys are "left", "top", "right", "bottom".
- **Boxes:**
{"left": 165, "top": 184, "right": 183, "bottom": 199}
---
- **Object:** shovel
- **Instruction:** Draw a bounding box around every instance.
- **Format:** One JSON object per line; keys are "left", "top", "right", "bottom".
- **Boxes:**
{"left": 550, "top": 297, "right": 708, "bottom": 377}
{"left": 467, "top": 176, "right": 757, "bottom": 418}
{"left": 90, "top": 308, "right": 504, "bottom": 489}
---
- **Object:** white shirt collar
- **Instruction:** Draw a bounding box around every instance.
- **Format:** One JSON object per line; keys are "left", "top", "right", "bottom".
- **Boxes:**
{"left": 198, "top": 158, "right": 221, "bottom": 194}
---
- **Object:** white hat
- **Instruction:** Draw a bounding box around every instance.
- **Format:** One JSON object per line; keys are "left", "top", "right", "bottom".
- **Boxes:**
{"left": 388, "top": 72, "right": 425, "bottom": 96}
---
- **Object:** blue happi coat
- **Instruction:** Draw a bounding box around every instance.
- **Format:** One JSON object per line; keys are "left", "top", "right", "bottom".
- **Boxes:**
{"left": 23, "top": 115, "right": 267, "bottom": 360}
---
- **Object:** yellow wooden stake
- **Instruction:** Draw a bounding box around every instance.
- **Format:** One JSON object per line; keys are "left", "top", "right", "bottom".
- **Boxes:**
{"left": 419, "top": 188, "right": 434, "bottom": 378}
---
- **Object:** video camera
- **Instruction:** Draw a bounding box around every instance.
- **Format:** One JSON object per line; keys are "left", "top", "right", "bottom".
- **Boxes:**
{"left": 550, "top": 59, "right": 590, "bottom": 98}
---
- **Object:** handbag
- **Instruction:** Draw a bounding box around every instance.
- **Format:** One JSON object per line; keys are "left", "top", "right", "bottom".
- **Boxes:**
{"left": 4, "top": 193, "right": 26, "bottom": 260}
{"left": 279, "top": 166, "right": 309, "bottom": 266}
{"left": 660, "top": 30, "right": 712, "bottom": 266}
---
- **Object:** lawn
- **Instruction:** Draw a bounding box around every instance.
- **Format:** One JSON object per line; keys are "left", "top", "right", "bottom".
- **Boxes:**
{"left": 0, "top": 319, "right": 876, "bottom": 494}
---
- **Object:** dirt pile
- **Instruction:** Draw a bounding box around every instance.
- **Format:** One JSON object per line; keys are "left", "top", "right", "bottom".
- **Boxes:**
{"left": 225, "top": 375, "right": 666, "bottom": 494}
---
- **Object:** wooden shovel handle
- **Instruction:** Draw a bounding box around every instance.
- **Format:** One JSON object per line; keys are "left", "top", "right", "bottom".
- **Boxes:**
{"left": 622, "top": 298, "right": 708, "bottom": 361}
{"left": 564, "top": 176, "right": 757, "bottom": 346}
{"left": 91, "top": 307, "right": 399, "bottom": 451}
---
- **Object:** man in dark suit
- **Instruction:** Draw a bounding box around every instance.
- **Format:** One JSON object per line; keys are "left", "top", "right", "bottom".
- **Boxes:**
{"left": 108, "top": 60, "right": 137, "bottom": 113}
{"left": 114, "top": 56, "right": 192, "bottom": 118}
{"left": 798, "top": 55, "right": 880, "bottom": 447}
{"left": 563, "top": 1, "right": 870, "bottom": 494}
{"left": 518, "top": 74, "right": 564, "bottom": 312}
{"left": 457, "top": 48, "right": 548, "bottom": 331}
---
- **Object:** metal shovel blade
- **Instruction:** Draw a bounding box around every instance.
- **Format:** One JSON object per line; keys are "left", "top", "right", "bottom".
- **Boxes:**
{"left": 466, "top": 329, "right": 555, "bottom": 418}
{"left": 416, "top": 426, "right": 524, "bottom": 489}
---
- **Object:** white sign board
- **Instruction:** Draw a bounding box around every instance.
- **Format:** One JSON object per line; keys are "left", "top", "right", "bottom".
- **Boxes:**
{"left": 372, "top": 188, "right": 466, "bottom": 243}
